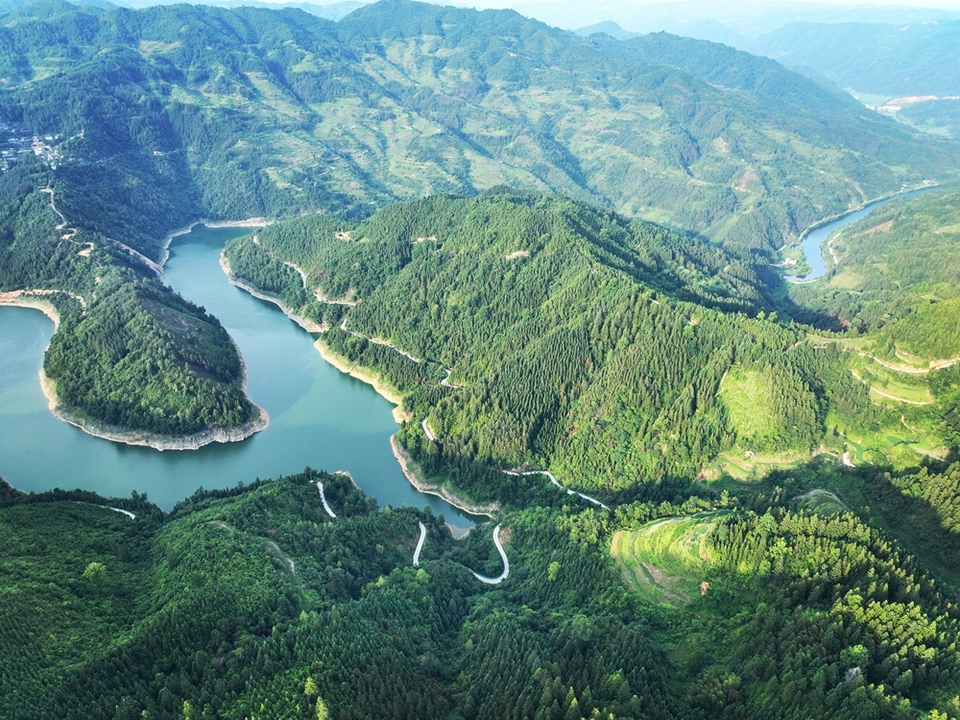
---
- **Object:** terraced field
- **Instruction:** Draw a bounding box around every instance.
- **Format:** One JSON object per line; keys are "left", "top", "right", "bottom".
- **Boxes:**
{"left": 792, "top": 488, "right": 847, "bottom": 514}
{"left": 610, "top": 511, "right": 729, "bottom": 606}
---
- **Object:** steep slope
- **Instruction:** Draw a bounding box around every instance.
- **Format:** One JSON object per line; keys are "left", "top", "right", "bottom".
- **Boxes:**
{"left": 224, "top": 189, "right": 950, "bottom": 494}
{"left": 0, "top": 0, "right": 956, "bottom": 443}
{"left": 0, "top": 0, "right": 952, "bottom": 248}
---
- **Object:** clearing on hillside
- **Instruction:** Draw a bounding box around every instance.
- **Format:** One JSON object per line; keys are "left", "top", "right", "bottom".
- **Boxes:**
{"left": 719, "top": 366, "right": 778, "bottom": 447}
{"left": 792, "top": 488, "right": 847, "bottom": 515}
{"left": 611, "top": 511, "right": 728, "bottom": 606}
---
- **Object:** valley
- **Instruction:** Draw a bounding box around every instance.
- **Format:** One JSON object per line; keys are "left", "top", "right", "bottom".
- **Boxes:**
{"left": 2, "top": 0, "right": 960, "bottom": 718}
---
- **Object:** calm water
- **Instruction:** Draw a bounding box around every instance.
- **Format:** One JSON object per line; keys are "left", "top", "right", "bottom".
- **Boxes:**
{"left": 0, "top": 225, "right": 472, "bottom": 525}
{"left": 788, "top": 187, "right": 934, "bottom": 282}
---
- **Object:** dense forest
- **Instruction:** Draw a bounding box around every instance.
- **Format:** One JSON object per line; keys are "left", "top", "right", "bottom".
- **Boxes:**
{"left": 4, "top": 459, "right": 960, "bottom": 719}
{"left": 0, "top": 0, "right": 956, "bottom": 438}
{"left": 225, "top": 189, "right": 959, "bottom": 497}
{"left": 0, "top": 159, "right": 258, "bottom": 436}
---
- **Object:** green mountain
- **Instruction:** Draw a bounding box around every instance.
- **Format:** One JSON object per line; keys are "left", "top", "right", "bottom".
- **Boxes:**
{"left": 788, "top": 186, "right": 960, "bottom": 452}
{"left": 6, "top": 462, "right": 960, "bottom": 719}
{"left": 223, "top": 189, "right": 959, "bottom": 496}
{"left": 0, "top": 0, "right": 956, "bottom": 439}
{"left": 747, "top": 21, "right": 960, "bottom": 97}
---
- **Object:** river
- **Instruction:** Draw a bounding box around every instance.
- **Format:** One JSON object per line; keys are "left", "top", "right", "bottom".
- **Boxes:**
{"left": 787, "top": 187, "right": 935, "bottom": 282}
{"left": 0, "top": 225, "right": 473, "bottom": 527}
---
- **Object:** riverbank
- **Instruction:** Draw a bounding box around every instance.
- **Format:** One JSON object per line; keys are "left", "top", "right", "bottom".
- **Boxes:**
{"left": 390, "top": 435, "right": 498, "bottom": 518}
{"left": 785, "top": 182, "right": 940, "bottom": 282}
{"left": 0, "top": 293, "right": 61, "bottom": 329}
{"left": 314, "top": 340, "right": 410, "bottom": 423}
{"left": 37, "top": 358, "right": 269, "bottom": 452}
{"left": 160, "top": 218, "right": 270, "bottom": 270}
{"left": 219, "top": 253, "right": 326, "bottom": 333}
{"left": 800, "top": 182, "right": 939, "bottom": 245}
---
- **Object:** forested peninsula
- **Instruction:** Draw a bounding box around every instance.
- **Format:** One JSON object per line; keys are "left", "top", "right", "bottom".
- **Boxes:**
{"left": 223, "top": 189, "right": 960, "bottom": 506}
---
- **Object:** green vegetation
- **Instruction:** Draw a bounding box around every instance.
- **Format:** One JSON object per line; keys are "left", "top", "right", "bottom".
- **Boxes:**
{"left": 229, "top": 189, "right": 957, "bottom": 492}
{"left": 0, "top": 472, "right": 685, "bottom": 720}
{"left": 7, "top": 455, "right": 960, "bottom": 718}
{"left": 900, "top": 100, "right": 960, "bottom": 140}
{"left": 611, "top": 511, "right": 724, "bottom": 605}
{"left": 0, "top": 178, "right": 258, "bottom": 436}
{"left": 0, "top": 0, "right": 955, "bottom": 438}
{"left": 720, "top": 366, "right": 788, "bottom": 450}
{"left": 792, "top": 187, "right": 960, "bottom": 347}
{"left": 1, "top": 4, "right": 960, "bottom": 714}
{"left": 786, "top": 187, "right": 960, "bottom": 465}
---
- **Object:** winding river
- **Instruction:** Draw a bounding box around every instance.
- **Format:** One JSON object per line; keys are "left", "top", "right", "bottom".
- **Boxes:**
{"left": 787, "top": 186, "right": 935, "bottom": 282}
{"left": 0, "top": 225, "right": 473, "bottom": 527}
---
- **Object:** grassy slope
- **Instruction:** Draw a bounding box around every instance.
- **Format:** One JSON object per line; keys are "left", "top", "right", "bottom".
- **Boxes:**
{"left": 611, "top": 511, "right": 726, "bottom": 605}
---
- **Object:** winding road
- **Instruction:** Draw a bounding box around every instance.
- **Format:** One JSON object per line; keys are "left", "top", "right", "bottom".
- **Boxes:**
{"left": 316, "top": 481, "right": 337, "bottom": 518}
{"left": 75, "top": 501, "right": 136, "bottom": 519}
{"left": 858, "top": 351, "right": 960, "bottom": 375}
{"left": 413, "top": 521, "right": 427, "bottom": 566}
{"left": 503, "top": 470, "right": 609, "bottom": 510}
{"left": 470, "top": 524, "right": 509, "bottom": 584}
{"left": 850, "top": 369, "right": 932, "bottom": 405}
{"left": 421, "top": 419, "right": 436, "bottom": 442}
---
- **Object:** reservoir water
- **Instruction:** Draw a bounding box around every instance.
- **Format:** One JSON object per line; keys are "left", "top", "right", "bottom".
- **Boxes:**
{"left": 0, "top": 225, "right": 473, "bottom": 526}
{"left": 787, "top": 187, "right": 934, "bottom": 282}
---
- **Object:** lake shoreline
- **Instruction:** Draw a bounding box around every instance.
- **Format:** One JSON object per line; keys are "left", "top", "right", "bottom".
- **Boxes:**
{"left": 160, "top": 218, "right": 271, "bottom": 270}
{"left": 0, "top": 294, "right": 61, "bottom": 329}
{"left": 37, "top": 352, "right": 269, "bottom": 452}
{"left": 313, "top": 340, "right": 411, "bottom": 424}
{"left": 219, "top": 253, "right": 326, "bottom": 333}
{"left": 390, "top": 435, "right": 498, "bottom": 518}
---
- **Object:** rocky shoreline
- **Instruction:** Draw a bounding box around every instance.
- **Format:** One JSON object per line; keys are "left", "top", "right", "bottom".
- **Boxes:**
{"left": 390, "top": 435, "right": 498, "bottom": 518}
{"left": 219, "top": 253, "right": 327, "bottom": 333}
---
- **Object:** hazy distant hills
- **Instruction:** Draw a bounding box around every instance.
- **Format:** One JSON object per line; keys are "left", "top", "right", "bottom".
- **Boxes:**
{"left": 117, "top": 0, "right": 367, "bottom": 20}
{"left": 741, "top": 19, "right": 960, "bottom": 138}
{"left": 2, "top": 0, "right": 952, "bottom": 254}
{"left": 557, "top": 0, "right": 960, "bottom": 43}
{"left": 747, "top": 20, "right": 960, "bottom": 98}
{"left": 0, "top": 0, "right": 369, "bottom": 19}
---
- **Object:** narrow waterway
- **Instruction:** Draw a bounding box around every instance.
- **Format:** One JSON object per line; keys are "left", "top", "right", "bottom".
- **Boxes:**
{"left": 0, "top": 225, "right": 473, "bottom": 527}
{"left": 787, "top": 186, "right": 935, "bottom": 282}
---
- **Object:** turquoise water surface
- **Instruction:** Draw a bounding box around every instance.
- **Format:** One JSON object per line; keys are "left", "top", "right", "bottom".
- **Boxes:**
{"left": 0, "top": 225, "right": 472, "bottom": 526}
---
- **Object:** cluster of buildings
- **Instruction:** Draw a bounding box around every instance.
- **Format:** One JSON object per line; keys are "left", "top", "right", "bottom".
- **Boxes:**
{"left": 0, "top": 122, "right": 64, "bottom": 172}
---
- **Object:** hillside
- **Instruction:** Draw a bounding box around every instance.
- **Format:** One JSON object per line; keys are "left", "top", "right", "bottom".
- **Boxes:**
{"left": 223, "top": 189, "right": 959, "bottom": 497}
{"left": 790, "top": 186, "right": 960, "bottom": 353}
{"left": 0, "top": 0, "right": 956, "bottom": 438}
{"left": 788, "top": 187, "right": 960, "bottom": 453}
{"left": 6, "top": 456, "right": 960, "bottom": 718}
{"left": 0, "top": 0, "right": 952, "bottom": 246}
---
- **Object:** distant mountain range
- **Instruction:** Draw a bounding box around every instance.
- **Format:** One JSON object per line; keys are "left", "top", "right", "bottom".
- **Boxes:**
{"left": 0, "top": 0, "right": 958, "bottom": 446}
{"left": 0, "top": 0, "right": 369, "bottom": 20}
